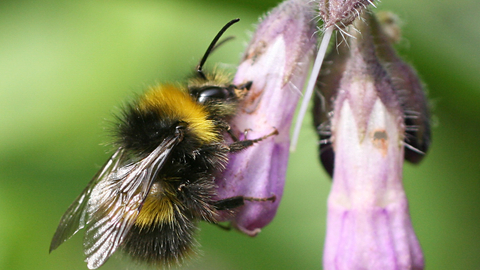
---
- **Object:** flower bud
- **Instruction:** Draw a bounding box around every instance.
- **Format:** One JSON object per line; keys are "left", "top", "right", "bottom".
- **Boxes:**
{"left": 214, "top": 0, "right": 317, "bottom": 236}
{"left": 368, "top": 11, "right": 431, "bottom": 163}
{"left": 319, "top": 14, "right": 425, "bottom": 270}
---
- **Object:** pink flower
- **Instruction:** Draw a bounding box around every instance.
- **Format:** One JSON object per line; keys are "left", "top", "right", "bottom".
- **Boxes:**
{"left": 316, "top": 12, "right": 426, "bottom": 270}
{"left": 214, "top": 0, "right": 317, "bottom": 236}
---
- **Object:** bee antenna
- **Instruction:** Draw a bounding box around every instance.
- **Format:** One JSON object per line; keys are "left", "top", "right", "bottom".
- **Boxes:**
{"left": 212, "top": 36, "right": 236, "bottom": 52}
{"left": 196, "top": 18, "right": 240, "bottom": 80}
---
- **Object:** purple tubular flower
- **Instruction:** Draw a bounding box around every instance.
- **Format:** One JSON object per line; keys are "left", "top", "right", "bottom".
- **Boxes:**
{"left": 314, "top": 11, "right": 431, "bottom": 175}
{"left": 213, "top": 0, "right": 317, "bottom": 236}
{"left": 321, "top": 14, "right": 425, "bottom": 270}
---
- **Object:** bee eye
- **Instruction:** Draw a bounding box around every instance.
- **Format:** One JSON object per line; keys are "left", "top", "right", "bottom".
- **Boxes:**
{"left": 195, "top": 87, "right": 232, "bottom": 103}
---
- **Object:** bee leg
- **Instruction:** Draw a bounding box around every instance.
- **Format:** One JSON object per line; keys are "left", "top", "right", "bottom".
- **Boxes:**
{"left": 226, "top": 128, "right": 240, "bottom": 142}
{"left": 214, "top": 196, "right": 246, "bottom": 210}
{"left": 214, "top": 195, "right": 276, "bottom": 210}
{"left": 243, "top": 195, "right": 276, "bottom": 203}
{"left": 228, "top": 128, "right": 279, "bottom": 152}
{"left": 212, "top": 195, "right": 275, "bottom": 231}
{"left": 214, "top": 223, "right": 233, "bottom": 231}
{"left": 225, "top": 127, "right": 253, "bottom": 142}
{"left": 216, "top": 121, "right": 239, "bottom": 141}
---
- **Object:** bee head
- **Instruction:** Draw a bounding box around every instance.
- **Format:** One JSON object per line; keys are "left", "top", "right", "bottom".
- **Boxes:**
{"left": 187, "top": 18, "right": 252, "bottom": 114}
{"left": 192, "top": 86, "right": 237, "bottom": 104}
{"left": 190, "top": 80, "right": 252, "bottom": 104}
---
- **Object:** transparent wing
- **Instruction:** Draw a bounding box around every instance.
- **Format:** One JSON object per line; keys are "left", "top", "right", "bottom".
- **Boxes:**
{"left": 50, "top": 148, "right": 125, "bottom": 253}
{"left": 83, "top": 137, "right": 180, "bottom": 269}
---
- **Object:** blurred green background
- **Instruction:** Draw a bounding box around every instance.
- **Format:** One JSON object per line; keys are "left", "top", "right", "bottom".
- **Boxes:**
{"left": 1, "top": 0, "right": 479, "bottom": 269}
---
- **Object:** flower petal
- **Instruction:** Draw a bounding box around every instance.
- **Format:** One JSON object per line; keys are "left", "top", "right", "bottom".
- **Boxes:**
{"left": 214, "top": 0, "right": 317, "bottom": 236}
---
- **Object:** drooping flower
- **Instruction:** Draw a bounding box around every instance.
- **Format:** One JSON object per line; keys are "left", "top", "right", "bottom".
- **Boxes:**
{"left": 314, "top": 11, "right": 431, "bottom": 175}
{"left": 315, "top": 12, "right": 426, "bottom": 270}
{"left": 214, "top": 0, "right": 317, "bottom": 236}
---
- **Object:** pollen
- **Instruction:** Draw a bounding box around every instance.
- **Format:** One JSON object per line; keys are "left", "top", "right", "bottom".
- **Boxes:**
{"left": 139, "top": 84, "right": 218, "bottom": 143}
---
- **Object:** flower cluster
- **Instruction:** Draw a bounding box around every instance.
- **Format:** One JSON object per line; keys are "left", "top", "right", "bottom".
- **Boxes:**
{"left": 222, "top": 0, "right": 430, "bottom": 269}
{"left": 315, "top": 12, "right": 426, "bottom": 270}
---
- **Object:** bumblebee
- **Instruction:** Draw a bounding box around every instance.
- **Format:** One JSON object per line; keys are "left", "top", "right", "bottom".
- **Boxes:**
{"left": 50, "top": 19, "right": 275, "bottom": 269}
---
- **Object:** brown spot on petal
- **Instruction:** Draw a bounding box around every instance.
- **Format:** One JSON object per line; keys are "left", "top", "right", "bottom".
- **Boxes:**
{"left": 372, "top": 129, "right": 388, "bottom": 156}
{"left": 240, "top": 86, "right": 264, "bottom": 114}
{"left": 243, "top": 40, "right": 267, "bottom": 64}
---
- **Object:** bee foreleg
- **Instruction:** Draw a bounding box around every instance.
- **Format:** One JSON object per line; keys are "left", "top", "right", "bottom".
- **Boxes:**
{"left": 214, "top": 194, "right": 276, "bottom": 210}
{"left": 214, "top": 196, "right": 245, "bottom": 210}
{"left": 228, "top": 128, "right": 278, "bottom": 152}
{"left": 213, "top": 222, "right": 233, "bottom": 231}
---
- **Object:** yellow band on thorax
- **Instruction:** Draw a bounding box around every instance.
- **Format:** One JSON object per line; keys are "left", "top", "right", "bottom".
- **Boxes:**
{"left": 139, "top": 85, "right": 218, "bottom": 144}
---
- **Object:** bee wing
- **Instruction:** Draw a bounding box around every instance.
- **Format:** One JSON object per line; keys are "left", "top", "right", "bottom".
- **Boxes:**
{"left": 83, "top": 136, "right": 180, "bottom": 269}
{"left": 50, "top": 148, "right": 125, "bottom": 253}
